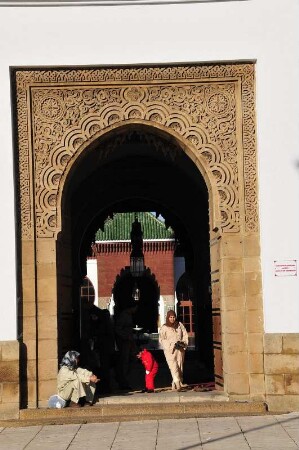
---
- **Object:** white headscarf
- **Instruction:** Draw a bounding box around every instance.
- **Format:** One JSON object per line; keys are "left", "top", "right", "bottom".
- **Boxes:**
{"left": 60, "top": 350, "right": 80, "bottom": 370}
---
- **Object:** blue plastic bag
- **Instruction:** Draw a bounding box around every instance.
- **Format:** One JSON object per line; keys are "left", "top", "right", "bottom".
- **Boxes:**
{"left": 48, "top": 394, "right": 67, "bottom": 409}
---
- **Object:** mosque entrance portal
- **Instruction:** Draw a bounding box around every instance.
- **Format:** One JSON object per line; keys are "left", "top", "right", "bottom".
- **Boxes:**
{"left": 13, "top": 63, "right": 263, "bottom": 407}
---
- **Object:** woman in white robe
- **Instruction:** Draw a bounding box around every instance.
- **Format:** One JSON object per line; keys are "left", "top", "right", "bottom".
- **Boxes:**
{"left": 57, "top": 350, "right": 99, "bottom": 407}
{"left": 159, "top": 310, "right": 188, "bottom": 391}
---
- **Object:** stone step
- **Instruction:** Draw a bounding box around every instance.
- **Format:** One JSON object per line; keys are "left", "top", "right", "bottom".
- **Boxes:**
{"left": 14, "top": 396, "right": 267, "bottom": 427}
{"left": 0, "top": 391, "right": 268, "bottom": 428}
{"left": 21, "top": 401, "right": 267, "bottom": 420}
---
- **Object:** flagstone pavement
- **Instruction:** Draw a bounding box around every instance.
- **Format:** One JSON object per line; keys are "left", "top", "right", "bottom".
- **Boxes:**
{"left": 0, "top": 413, "right": 298, "bottom": 450}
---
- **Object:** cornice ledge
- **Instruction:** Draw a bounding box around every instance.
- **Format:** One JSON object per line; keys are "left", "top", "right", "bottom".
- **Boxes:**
{"left": 0, "top": 0, "right": 249, "bottom": 7}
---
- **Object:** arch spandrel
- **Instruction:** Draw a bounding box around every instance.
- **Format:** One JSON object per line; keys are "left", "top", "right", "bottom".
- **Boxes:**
{"left": 14, "top": 63, "right": 257, "bottom": 239}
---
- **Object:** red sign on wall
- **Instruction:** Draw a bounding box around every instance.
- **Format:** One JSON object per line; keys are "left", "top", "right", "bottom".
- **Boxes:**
{"left": 274, "top": 260, "right": 297, "bottom": 277}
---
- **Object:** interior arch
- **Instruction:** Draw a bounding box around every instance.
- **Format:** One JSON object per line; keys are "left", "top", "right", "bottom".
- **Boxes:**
{"left": 57, "top": 124, "right": 215, "bottom": 388}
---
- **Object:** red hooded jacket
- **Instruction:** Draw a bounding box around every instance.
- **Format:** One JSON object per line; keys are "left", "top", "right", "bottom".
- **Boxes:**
{"left": 139, "top": 349, "right": 158, "bottom": 372}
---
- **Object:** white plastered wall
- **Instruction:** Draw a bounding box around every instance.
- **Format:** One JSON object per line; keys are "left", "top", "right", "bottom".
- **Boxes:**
{"left": 86, "top": 258, "right": 99, "bottom": 305}
{"left": 0, "top": 0, "right": 298, "bottom": 340}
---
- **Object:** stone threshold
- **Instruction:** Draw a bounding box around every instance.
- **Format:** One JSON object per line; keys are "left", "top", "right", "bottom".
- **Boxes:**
{"left": 95, "top": 389, "right": 229, "bottom": 405}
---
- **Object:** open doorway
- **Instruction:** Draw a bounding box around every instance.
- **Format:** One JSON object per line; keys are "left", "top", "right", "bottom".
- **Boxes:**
{"left": 58, "top": 126, "right": 215, "bottom": 392}
{"left": 113, "top": 266, "right": 160, "bottom": 333}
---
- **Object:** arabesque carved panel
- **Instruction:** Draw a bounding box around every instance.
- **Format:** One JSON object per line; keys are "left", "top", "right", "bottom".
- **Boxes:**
{"left": 14, "top": 63, "right": 258, "bottom": 238}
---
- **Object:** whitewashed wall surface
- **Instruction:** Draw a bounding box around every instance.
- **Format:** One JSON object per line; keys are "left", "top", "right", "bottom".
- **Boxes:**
{"left": 0, "top": 0, "right": 298, "bottom": 340}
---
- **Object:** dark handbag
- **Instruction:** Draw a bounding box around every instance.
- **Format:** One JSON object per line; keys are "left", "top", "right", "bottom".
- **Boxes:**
{"left": 172, "top": 341, "right": 186, "bottom": 353}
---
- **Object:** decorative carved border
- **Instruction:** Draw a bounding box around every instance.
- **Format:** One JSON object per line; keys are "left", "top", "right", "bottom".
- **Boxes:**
{"left": 14, "top": 63, "right": 258, "bottom": 239}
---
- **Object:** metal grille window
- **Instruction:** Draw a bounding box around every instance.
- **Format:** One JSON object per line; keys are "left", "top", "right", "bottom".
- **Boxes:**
{"left": 178, "top": 300, "right": 195, "bottom": 337}
{"left": 80, "top": 276, "right": 95, "bottom": 305}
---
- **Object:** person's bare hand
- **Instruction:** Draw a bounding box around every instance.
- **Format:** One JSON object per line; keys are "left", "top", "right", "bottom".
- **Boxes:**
{"left": 90, "top": 374, "right": 100, "bottom": 383}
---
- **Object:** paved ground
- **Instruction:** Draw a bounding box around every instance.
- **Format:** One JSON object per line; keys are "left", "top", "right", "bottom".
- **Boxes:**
{"left": 0, "top": 413, "right": 298, "bottom": 450}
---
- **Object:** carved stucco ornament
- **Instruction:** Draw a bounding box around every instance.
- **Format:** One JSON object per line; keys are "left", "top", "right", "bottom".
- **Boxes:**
{"left": 15, "top": 64, "right": 258, "bottom": 239}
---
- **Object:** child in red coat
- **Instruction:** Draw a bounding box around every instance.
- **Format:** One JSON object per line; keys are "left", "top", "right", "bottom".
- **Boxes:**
{"left": 137, "top": 348, "right": 159, "bottom": 393}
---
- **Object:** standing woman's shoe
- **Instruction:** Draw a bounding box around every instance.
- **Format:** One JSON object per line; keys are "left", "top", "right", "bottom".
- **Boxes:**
{"left": 176, "top": 381, "right": 182, "bottom": 392}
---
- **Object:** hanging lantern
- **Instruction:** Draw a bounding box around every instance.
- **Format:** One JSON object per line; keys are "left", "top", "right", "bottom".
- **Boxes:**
{"left": 132, "top": 282, "right": 140, "bottom": 302}
{"left": 130, "top": 215, "right": 144, "bottom": 277}
{"left": 130, "top": 255, "right": 144, "bottom": 278}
